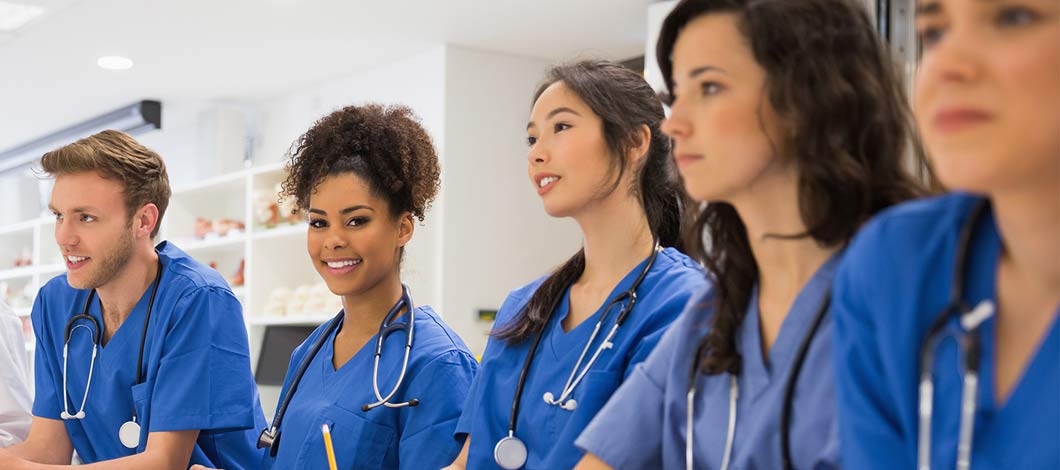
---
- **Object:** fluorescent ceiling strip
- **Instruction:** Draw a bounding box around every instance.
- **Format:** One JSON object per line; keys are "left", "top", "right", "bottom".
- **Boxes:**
{"left": 0, "top": 1, "right": 45, "bottom": 32}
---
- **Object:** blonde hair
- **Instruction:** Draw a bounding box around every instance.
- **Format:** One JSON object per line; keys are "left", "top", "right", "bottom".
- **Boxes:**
{"left": 40, "top": 130, "right": 171, "bottom": 238}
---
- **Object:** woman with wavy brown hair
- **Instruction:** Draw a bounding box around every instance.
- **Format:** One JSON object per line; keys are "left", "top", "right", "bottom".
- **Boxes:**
{"left": 575, "top": 1, "right": 923, "bottom": 469}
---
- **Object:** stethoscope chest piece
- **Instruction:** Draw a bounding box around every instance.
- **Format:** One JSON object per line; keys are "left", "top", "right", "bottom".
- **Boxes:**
{"left": 494, "top": 434, "right": 528, "bottom": 470}
{"left": 257, "top": 427, "right": 281, "bottom": 457}
{"left": 119, "top": 418, "right": 140, "bottom": 449}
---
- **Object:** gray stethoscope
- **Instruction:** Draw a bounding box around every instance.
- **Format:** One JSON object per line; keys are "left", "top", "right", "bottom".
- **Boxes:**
{"left": 257, "top": 284, "right": 418, "bottom": 456}
{"left": 917, "top": 199, "right": 995, "bottom": 470}
{"left": 685, "top": 288, "right": 832, "bottom": 470}
{"left": 494, "top": 242, "right": 661, "bottom": 470}
{"left": 61, "top": 257, "right": 163, "bottom": 451}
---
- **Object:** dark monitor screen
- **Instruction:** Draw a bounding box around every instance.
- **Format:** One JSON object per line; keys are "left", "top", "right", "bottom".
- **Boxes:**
{"left": 255, "top": 325, "right": 318, "bottom": 386}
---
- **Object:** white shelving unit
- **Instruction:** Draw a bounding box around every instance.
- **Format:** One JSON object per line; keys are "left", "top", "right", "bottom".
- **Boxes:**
{"left": 0, "top": 162, "right": 342, "bottom": 372}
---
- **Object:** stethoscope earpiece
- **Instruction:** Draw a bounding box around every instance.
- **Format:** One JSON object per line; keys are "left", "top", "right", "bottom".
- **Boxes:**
{"left": 542, "top": 392, "right": 578, "bottom": 410}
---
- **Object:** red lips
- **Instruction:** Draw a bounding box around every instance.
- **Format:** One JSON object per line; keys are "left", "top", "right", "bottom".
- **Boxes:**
{"left": 932, "top": 107, "right": 994, "bottom": 133}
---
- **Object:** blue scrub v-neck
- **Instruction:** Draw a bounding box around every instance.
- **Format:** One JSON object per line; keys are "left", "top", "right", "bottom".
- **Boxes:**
{"left": 89, "top": 286, "right": 152, "bottom": 376}
{"left": 31, "top": 242, "right": 267, "bottom": 469}
{"left": 740, "top": 262, "right": 836, "bottom": 401}
{"left": 547, "top": 261, "right": 646, "bottom": 362}
{"left": 320, "top": 316, "right": 382, "bottom": 382}
{"left": 456, "top": 247, "right": 709, "bottom": 470}
{"left": 833, "top": 194, "right": 1060, "bottom": 469}
{"left": 576, "top": 252, "right": 844, "bottom": 470}
{"left": 264, "top": 305, "right": 477, "bottom": 470}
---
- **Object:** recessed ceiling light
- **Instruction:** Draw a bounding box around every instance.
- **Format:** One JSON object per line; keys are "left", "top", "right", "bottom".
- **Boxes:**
{"left": 0, "top": 1, "right": 46, "bottom": 32}
{"left": 97, "top": 56, "right": 134, "bottom": 70}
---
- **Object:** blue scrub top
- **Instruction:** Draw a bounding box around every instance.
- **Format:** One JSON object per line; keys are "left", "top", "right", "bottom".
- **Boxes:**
{"left": 833, "top": 193, "right": 1060, "bottom": 469}
{"left": 455, "top": 247, "right": 707, "bottom": 470}
{"left": 577, "top": 252, "right": 843, "bottom": 470}
{"left": 30, "top": 241, "right": 267, "bottom": 469}
{"left": 263, "top": 305, "right": 477, "bottom": 470}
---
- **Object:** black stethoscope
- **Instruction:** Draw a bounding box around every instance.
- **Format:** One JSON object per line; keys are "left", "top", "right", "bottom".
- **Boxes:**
{"left": 61, "top": 257, "right": 163, "bottom": 451}
{"left": 685, "top": 285, "right": 832, "bottom": 470}
{"left": 494, "top": 241, "right": 661, "bottom": 470}
{"left": 257, "top": 284, "right": 419, "bottom": 457}
{"left": 917, "top": 198, "right": 995, "bottom": 470}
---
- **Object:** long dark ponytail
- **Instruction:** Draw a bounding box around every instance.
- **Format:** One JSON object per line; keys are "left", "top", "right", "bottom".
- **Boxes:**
{"left": 493, "top": 59, "right": 693, "bottom": 344}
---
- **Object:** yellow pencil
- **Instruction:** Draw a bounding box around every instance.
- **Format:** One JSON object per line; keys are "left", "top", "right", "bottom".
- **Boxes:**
{"left": 321, "top": 423, "right": 338, "bottom": 470}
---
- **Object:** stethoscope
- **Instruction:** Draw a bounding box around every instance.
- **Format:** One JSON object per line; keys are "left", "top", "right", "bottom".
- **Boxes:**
{"left": 685, "top": 288, "right": 832, "bottom": 470}
{"left": 61, "top": 257, "right": 163, "bottom": 451}
{"left": 494, "top": 241, "right": 661, "bottom": 470}
{"left": 257, "top": 284, "right": 419, "bottom": 457}
{"left": 917, "top": 198, "right": 995, "bottom": 470}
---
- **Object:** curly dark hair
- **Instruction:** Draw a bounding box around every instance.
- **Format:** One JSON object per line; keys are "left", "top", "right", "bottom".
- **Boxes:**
{"left": 657, "top": 0, "right": 926, "bottom": 376}
{"left": 280, "top": 104, "right": 440, "bottom": 223}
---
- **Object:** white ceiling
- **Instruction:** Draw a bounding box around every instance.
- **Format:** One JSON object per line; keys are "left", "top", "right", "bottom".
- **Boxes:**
{"left": 0, "top": 0, "right": 652, "bottom": 150}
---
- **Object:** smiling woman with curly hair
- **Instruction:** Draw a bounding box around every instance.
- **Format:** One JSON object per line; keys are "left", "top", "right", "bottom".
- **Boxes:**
{"left": 208, "top": 104, "right": 477, "bottom": 470}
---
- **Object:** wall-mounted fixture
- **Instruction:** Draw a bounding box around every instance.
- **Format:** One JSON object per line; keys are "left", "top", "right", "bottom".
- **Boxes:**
{"left": 0, "top": 100, "right": 161, "bottom": 176}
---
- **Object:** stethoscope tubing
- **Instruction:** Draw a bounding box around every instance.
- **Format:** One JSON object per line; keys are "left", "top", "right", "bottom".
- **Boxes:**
{"left": 259, "top": 285, "right": 417, "bottom": 455}
{"left": 61, "top": 257, "right": 163, "bottom": 423}
{"left": 917, "top": 198, "right": 991, "bottom": 470}
{"left": 507, "top": 241, "right": 660, "bottom": 433}
{"left": 685, "top": 287, "right": 831, "bottom": 470}
{"left": 495, "top": 242, "right": 660, "bottom": 469}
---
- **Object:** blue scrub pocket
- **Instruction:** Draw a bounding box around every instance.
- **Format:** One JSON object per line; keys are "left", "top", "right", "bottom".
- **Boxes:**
{"left": 130, "top": 380, "right": 153, "bottom": 453}
{"left": 294, "top": 403, "right": 396, "bottom": 469}
{"left": 571, "top": 370, "right": 621, "bottom": 426}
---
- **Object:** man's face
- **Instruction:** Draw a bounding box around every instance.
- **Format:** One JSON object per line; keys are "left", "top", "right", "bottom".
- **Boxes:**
{"left": 50, "top": 171, "right": 136, "bottom": 290}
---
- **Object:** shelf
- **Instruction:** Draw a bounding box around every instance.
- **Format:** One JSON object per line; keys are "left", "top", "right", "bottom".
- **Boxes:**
{"left": 176, "top": 233, "right": 247, "bottom": 252}
{"left": 172, "top": 169, "right": 248, "bottom": 195}
{"left": 0, "top": 266, "right": 35, "bottom": 281}
{"left": 0, "top": 217, "right": 46, "bottom": 236}
{"left": 248, "top": 313, "right": 335, "bottom": 326}
{"left": 251, "top": 224, "right": 305, "bottom": 241}
{"left": 250, "top": 161, "right": 287, "bottom": 176}
{"left": 15, "top": 307, "right": 31, "bottom": 317}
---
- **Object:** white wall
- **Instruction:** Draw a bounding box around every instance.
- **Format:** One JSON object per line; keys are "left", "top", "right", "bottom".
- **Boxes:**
{"left": 78, "top": 99, "right": 246, "bottom": 201}
{"left": 440, "top": 46, "right": 581, "bottom": 353}
{"left": 644, "top": 0, "right": 678, "bottom": 94}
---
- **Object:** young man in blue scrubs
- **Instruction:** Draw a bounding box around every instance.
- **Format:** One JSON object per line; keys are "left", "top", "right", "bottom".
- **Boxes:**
{"left": 833, "top": 0, "right": 1060, "bottom": 468}
{"left": 575, "top": 1, "right": 923, "bottom": 468}
{"left": 0, "top": 130, "right": 266, "bottom": 469}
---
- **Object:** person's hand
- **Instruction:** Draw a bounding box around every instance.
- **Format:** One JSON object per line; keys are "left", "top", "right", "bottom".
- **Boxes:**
{"left": 189, "top": 465, "right": 222, "bottom": 470}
